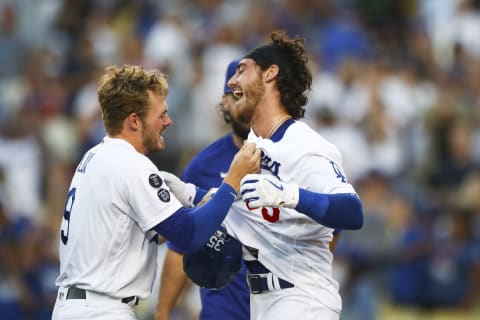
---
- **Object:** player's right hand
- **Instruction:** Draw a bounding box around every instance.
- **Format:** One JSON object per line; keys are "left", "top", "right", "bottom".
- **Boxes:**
{"left": 222, "top": 143, "right": 261, "bottom": 192}
{"left": 159, "top": 171, "right": 197, "bottom": 207}
{"left": 240, "top": 173, "right": 299, "bottom": 209}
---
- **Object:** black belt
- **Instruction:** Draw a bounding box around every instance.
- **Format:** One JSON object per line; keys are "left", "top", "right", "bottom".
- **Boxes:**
{"left": 245, "top": 260, "right": 294, "bottom": 294}
{"left": 66, "top": 286, "right": 139, "bottom": 306}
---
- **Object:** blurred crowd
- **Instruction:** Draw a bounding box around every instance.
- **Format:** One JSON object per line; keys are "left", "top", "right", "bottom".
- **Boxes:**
{"left": 1, "top": 0, "right": 480, "bottom": 319}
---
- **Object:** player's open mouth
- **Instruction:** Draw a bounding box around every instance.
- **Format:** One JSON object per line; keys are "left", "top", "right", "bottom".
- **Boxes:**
{"left": 233, "top": 90, "right": 243, "bottom": 100}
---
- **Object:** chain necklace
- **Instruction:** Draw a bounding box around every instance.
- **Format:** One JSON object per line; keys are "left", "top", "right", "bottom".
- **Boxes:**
{"left": 265, "top": 115, "right": 292, "bottom": 138}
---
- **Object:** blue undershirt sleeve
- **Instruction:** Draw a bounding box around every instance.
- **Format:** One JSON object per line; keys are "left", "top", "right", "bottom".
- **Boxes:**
{"left": 152, "top": 183, "right": 236, "bottom": 253}
{"left": 296, "top": 189, "right": 364, "bottom": 230}
{"left": 166, "top": 241, "right": 183, "bottom": 254}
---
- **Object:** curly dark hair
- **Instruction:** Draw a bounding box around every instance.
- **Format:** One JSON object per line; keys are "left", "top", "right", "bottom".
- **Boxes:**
{"left": 256, "top": 30, "right": 312, "bottom": 119}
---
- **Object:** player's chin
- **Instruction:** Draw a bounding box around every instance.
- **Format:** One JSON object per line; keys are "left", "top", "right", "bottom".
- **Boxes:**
{"left": 234, "top": 96, "right": 245, "bottom": 108}
{"left": 158, "top": 135, "right": 166, "bottom": 148}
{"left": 144, "top": 139, "right": 165, "bottom": 154}
{"left": 156, "top": 139, "right": 166, "bottom": 152}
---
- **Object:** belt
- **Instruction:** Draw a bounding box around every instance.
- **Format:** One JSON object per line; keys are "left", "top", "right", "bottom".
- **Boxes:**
{"left": 245, "top": 260, "right": 294, "bottom": 294}
{"left": 65, "top": 286, "right": 139, "bottom": 307}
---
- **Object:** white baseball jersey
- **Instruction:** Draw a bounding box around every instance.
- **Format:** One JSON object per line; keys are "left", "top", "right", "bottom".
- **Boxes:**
{"left": 223, "top": 120, "right": 356, "bottom": 313}
{"left": 55, "top": 136, "right": 183, "bottom": 299}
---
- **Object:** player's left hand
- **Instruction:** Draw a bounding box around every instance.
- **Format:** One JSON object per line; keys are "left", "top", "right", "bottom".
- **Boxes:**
{"left": 159, "top": 171, "right": 197, "bottom": 207}
{"left": 240, "top": 174, "right": 299, "bottom": 209}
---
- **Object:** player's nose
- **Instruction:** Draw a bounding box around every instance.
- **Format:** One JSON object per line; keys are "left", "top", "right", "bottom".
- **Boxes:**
{"left": 164, "top": 113, "right": 173, "bottom": 127}
{"left": 227, "top": 73, "right": 238, "bottom": 90}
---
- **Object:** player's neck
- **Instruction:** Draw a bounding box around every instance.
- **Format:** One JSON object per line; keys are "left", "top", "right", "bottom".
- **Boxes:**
{"left": 252, "top": 112, "right": 291, "bottom": 139}
{"left": 251, "top": 89, "right": 291, "bottom": 139}
{"left": 110, "top": 132, "right": 144, "bottom": 154}
{"left": 232, "top": 134, "right": 244, "bottom": 149}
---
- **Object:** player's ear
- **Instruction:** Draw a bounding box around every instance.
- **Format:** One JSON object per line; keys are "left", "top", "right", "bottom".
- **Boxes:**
{"left": 264, "top": 65, "right": 279, "bottom": 83}
{"left": 126, "top": 113, "right": 141, "bottom": 131}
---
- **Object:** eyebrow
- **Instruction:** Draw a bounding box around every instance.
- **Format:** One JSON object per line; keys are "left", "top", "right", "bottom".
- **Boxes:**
{"left": 236, "top": 62, "right": 246, "bottom": 71}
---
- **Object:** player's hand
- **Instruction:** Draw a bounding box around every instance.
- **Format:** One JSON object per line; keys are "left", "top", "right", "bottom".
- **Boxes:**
{"left": 240, "top": 174, "right": 299, "bottom": 209}
{"left": 222, "top": 143, "right": 261, "bottom": 192}
{"left": 159, "top": 171, "right": 196, "bottom": 207}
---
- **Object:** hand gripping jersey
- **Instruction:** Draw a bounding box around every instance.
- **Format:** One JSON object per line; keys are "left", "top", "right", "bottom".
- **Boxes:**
{"left": 223, "top": 119, "right": 356, "bottom": 313}
{"left": 176, "top": 133, "right": 250, "bottom": 320}
{"left": 56, "top": 136, "right": 183, "bottom": 299}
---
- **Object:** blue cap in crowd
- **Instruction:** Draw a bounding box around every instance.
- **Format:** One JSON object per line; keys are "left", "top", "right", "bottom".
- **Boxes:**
{"left": 224, "top": 59, "right": 240, "bottom": 94}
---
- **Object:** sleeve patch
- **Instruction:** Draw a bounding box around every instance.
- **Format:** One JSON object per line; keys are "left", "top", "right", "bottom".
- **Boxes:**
{"left": 149, "top": 173, "right": 163, "bottom": 188}
{"left": 157, "top": 188, "right": 170, "bottom": 202}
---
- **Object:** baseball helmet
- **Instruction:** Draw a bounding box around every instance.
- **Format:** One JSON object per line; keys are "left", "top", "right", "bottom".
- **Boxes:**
{"left": 224, "top": 59, "right": 240, "bottom": 94}
{"left": 183, "top": 227, "right": 242, "bottom": 290}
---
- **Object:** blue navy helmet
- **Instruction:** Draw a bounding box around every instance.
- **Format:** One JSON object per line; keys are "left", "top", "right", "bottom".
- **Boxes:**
{"left": 183, "top": 226, "right": 242, "bottom": 290}
{"left": 223, "top": 59, "right": 240, "bottom": 95}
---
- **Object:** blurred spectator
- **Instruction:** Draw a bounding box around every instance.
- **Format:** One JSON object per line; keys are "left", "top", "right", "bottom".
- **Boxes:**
{"left": 387, "top": 200, "right": 432, "bottom": 307}
{"left": 319, "top": 10, "right": 373, "bottom": 71}
{"left": 0, "top": 4, "right": 25, "bottom": 80}
{"left": 335, "top": 171, "right": 398, "bottom": 320}
{"left": 308, "top": 106, "right": 370, "bottom": 184}
{"left": 0, "top": 125, "right": 42, "bottom": 225}
{"left": 423, "top": 209, "right": 480, "bottom": 309}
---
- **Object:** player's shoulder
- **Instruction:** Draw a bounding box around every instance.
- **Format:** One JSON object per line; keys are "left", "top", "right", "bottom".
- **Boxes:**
{"left": 286, "top": 121, "right": 332, "bottom": 145}
{"left": 287, "top": 121, "right": 343, "bottom": 162}
{"left": 100, "top": 137, "right": 156, "bottom": 171}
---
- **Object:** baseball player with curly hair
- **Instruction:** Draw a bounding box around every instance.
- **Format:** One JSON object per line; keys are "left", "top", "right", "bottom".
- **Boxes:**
{"left": 226, "top": 30, "right": 364, "bottom": 320}
{"left": 52, "top": 65, "right": 261, "bottom": 320}
{"left": 164, "top": 31, "right": 364, "bottom": 319}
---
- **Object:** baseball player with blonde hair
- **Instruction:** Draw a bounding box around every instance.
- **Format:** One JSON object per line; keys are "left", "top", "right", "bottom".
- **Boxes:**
{"left": 52, "top": 65, "right": 260, "bottom": 320}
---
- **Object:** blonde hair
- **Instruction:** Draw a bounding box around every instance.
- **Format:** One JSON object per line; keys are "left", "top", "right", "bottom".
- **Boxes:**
{"left": 97, "top": 65, "right": 169, "bottom": 135}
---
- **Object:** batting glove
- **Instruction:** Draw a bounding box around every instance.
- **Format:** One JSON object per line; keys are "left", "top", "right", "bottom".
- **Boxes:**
{"left": 159, "top": 171, "right": 197, "bottom": 207}
{"left": 240, "top": 174, "right": 299, "bottom": 209}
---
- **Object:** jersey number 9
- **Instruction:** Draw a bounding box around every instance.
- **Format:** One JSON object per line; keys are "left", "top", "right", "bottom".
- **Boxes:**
{"left": 61, "top": 188, "right": 76, "bottom": 245}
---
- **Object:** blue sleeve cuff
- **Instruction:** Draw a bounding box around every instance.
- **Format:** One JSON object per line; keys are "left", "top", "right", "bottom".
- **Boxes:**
{"left": 296, "top": 189, "right": 363, "bottom": 230}
{"left": 167, "top": 241, "right": 184, "bottom": 254}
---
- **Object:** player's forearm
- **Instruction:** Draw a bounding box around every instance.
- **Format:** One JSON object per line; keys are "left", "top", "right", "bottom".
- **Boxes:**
{"left": 329, "top": 232, "right": 341, "bottom": 252}
{"left": 296, "top": 190, "right": 363, "bottom": 229}
{"left": 153, "top": 183, "right": 236, "bottom": 252}
{"left": 189, "top": 183, "right": 236, "bottom": 248}
{"left": 155, "top": 249, "right": 188, "bottom": 320}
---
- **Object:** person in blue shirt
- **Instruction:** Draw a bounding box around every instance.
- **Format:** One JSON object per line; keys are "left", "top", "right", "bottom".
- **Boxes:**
{"left": 154, "top": 59, "right": 251, "bottom": 320}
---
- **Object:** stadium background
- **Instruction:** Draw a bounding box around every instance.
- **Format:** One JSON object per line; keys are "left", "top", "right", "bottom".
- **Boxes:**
{"left": 0, "top": 0, "right": 480, "bottom": 319}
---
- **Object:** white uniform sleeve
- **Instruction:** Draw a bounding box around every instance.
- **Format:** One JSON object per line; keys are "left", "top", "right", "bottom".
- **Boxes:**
{"left": 299, "top": 155, "right": 356, "bottom": 195}
{"left": 122, "top": 160, "right": 183, "bottom": 232}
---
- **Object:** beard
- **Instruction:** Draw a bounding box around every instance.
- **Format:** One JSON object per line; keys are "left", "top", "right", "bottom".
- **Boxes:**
{"left": 141, "top": 123, "right": 164, "bottom": 154}
{"left": 229, "top": 115, "right": 250, "bottom": 140}
{"left": 235, "top": 75, "right": 265, "bottom": 124}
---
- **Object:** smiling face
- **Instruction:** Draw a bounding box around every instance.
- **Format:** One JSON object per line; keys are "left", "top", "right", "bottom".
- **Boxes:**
{"left": 227, "top": 58, "right": 265, "bottom": 125}
{"left": 140, "top": 91, "right": 172, "bottom": 154}
{"left": 221, "top": 93, "right": 250, "bottom": 140}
